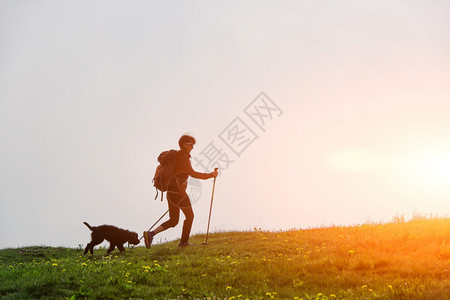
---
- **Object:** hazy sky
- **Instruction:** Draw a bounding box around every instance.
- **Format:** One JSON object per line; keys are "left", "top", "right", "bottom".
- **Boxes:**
{"left": 1, "top": 1, "right": 449, "bottom": 249}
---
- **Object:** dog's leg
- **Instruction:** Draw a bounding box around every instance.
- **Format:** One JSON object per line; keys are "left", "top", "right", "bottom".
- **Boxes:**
{"left": 84, "top": 244, "right": 91, "bottom": 255}
{"left": 86, "top": 236, "right": 104, "bottom": 255}
{"left": 117, "top": 244, "right": 126, "bottom": 252}
{"left": 84, "top": 242, "right": 96, "bottom": 255}
{"left": 107, "top": 243, "right": 116, "bottom": 253}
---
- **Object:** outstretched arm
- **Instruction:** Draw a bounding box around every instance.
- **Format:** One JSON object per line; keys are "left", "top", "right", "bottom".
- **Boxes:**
{"left": 178, "top": 153, "right": 219, "bottom": 180}
{"left": 186, "top": 161, "right": 218, "bottom": 180}
{"left": 189, "top": 169, "right": 216, "bottom": 180}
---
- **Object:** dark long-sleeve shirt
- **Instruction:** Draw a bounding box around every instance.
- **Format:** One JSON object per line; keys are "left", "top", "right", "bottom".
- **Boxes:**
{"left": 168, "top": 150, "right": 211, "bottom": 192}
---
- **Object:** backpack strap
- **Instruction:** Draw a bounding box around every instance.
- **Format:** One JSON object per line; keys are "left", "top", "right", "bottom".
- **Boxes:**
{"left": 153, "top": 188, "right": 164, "bottom": 201}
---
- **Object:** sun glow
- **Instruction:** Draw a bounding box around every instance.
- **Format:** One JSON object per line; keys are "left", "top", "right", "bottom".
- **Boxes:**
{"left": 328, "top": 146, "right": 450, "bottom": 204}
{"left": 329, "top": 149, "right": 382, "bottom": 173}
{"left": 421, "top": 155, "right": 450, "bottom": 183}
{"left": 393, "top": 150, "right": 450, "bottom": 192}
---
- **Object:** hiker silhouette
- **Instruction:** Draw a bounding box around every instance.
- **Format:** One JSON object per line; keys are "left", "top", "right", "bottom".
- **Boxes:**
{"left": 144, "top": 135, "right": 218, "bottom": 247}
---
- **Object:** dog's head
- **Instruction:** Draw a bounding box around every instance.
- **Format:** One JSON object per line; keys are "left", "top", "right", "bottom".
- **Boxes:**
{"left": 128, "top": 231, "right": 140, "bottom": 245}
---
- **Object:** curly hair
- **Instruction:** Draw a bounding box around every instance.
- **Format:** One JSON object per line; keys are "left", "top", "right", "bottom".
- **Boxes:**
{"left": 178, "top": 134, "right": 196, "bottom": 148}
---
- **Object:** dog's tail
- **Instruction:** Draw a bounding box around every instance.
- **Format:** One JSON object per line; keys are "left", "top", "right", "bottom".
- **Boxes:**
{"left": 83, "top": 222, "right": 93, "bottom": 231}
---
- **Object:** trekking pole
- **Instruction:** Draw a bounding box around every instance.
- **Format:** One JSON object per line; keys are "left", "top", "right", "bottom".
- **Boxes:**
{"left": 131, "top": 209, "right": 169, "bottom": 250}
{"left": 203, "top": 168, "right": 218, "bottom": 245}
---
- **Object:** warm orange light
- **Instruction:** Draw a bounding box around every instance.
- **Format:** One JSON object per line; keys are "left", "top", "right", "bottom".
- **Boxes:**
{"left": 393, "top": 150, "right": 450, "bottom": 193}
{"left": 329, "top": 149, "right": 382, "bottom": 173}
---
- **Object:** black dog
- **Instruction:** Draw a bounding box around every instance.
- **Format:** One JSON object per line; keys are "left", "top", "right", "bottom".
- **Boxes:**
{"left": 83, "top": 222, "right": 140, "bottom": 254}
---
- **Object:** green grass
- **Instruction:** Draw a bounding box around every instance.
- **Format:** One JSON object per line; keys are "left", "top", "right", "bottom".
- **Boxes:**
{"left": 1, "top": 217, "right": 449, "bottom": 299}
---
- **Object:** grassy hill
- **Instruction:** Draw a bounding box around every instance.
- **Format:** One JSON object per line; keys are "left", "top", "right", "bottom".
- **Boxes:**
{"left": 1, "top": 217, "right": 449, "bottom": 299}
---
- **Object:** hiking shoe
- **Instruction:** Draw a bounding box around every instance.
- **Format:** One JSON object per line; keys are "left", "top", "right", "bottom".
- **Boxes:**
{"left": 143, "top": 231, "right": 155, "bottom": 249}
{"left": 178, "top": 242, "right": 195, "bottom": 247}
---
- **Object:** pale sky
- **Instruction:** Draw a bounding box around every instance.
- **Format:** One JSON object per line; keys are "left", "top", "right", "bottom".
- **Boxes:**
{"left": 1, "top": 1, "right": 449, "bottom": 249}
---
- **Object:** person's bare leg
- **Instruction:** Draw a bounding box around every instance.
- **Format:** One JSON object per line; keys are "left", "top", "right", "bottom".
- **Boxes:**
{"left": 153, "top": 225, "right": 164, "bottom": 235}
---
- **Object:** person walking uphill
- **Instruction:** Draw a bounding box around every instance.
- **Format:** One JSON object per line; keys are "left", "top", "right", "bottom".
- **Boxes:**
{"left": 144, "top": 135, "right": 218, "bottom": 248}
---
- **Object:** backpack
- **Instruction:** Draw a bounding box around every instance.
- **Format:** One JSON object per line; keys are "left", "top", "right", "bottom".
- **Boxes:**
{"left": 153, "top": 149, "right": 178, "bottom": 201}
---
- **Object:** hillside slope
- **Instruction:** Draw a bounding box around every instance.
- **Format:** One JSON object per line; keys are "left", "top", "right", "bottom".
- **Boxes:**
{"left": 1, "top": 218, "right": 449, "bottom": 299}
